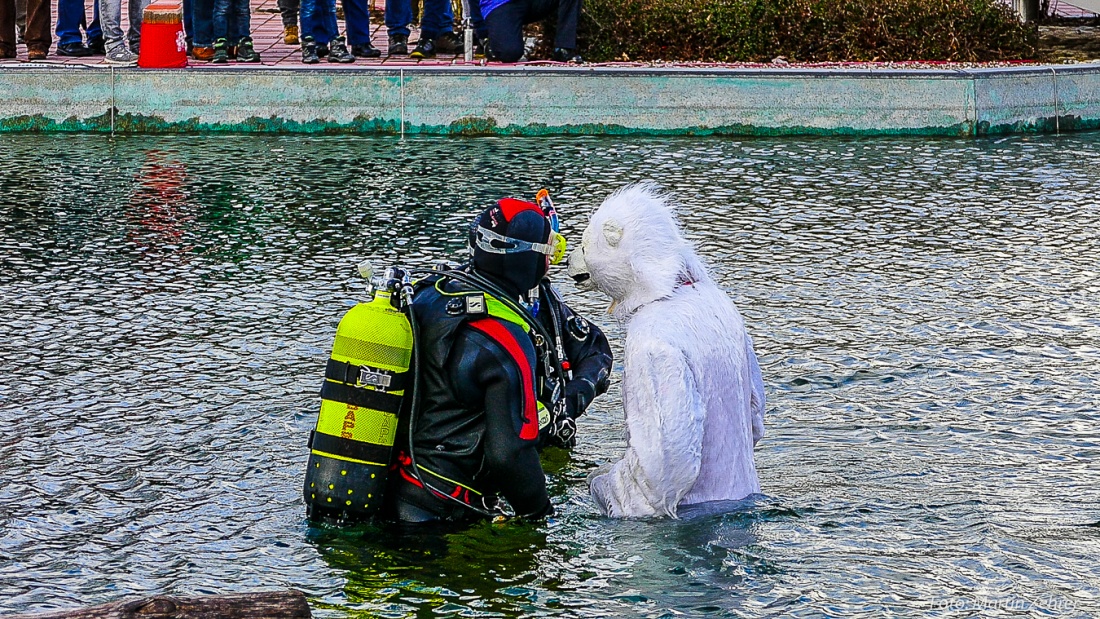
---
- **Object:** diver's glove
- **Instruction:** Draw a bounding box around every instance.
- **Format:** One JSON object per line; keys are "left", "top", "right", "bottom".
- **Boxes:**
{"left": 564, "top": 377, "right": 597, "bottom": 420}
{"left": 546, "top": 414, "right": 577, "bottom": 450}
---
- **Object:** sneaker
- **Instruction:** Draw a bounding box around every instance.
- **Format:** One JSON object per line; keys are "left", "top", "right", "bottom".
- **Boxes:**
{"left": 474, "top": 36, "right": 489, "bottom": 58}
{"left": 409, "top": 37, "right": 435, "bottom": 59}
{"left": 283, "top": 25, "right": 299, "bottom": 46}
{"left": 387, "top": 34, "right": 407, "bottom": 55}
{"left": 301, "top": 36, "right": 320, "bottom": 64}
{"left": 351, "top": 42, "right": 381, "bottom": 58}
{"left": 433, "top": 31, "right": 463, "bottom": 55}
{"left": 129, "top": 40, "right": 140, "bottom": 54}
{"left": 104, "top": 43, "right": 137, "bottom": 65}
{"left": 57, "top": 42, "right": 93, "bottom": 57}
{"left": 552, "top": 47, "right": 581, "bottom": 63}
{"left": 327, "top": 36, "right": 355, "bottom": 63}
{"left": 236, "top": 36, "right": 261, "bottom": 62}
{"left": 89, "top": 36, "right": 106, "bottom": 55}
{"left": 212, "top": 38, "right": 229, "bottom": 63}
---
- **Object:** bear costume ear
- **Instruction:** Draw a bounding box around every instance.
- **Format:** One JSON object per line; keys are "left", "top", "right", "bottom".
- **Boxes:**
{"left": 602, "top": 221, "right": 623, "bottom": 247}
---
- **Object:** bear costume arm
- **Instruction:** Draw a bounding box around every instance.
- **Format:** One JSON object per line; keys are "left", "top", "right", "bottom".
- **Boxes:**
{"left": 590, "top": 339, "right": 705, "bottom": 518}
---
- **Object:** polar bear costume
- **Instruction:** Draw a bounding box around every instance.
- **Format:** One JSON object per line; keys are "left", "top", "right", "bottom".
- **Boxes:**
{"left": 568, "top": 183, "right": 766, "bottom": 518}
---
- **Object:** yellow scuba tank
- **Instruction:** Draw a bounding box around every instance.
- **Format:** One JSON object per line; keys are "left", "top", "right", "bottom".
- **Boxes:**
{"left": 304, "top": 285, "right": 413, "bottom": 522}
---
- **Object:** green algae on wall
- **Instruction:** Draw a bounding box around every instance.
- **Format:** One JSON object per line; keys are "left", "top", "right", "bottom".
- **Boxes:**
{"left": 0, "top": 65, "right": 1098, "bottom": 136}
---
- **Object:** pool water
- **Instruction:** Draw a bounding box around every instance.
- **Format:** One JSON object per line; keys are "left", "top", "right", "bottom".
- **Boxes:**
{"left": 1, "top": 133, "right": 1098, "bottom": 618}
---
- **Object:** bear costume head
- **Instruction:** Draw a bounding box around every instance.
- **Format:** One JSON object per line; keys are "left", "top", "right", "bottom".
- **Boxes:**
{"left": 567, "top": 183, "right": 709, "bottom": 316}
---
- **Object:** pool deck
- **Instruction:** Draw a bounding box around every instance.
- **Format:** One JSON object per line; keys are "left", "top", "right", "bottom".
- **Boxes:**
{"left": 1, "top": 0, "right": 1099, "bottom": 136}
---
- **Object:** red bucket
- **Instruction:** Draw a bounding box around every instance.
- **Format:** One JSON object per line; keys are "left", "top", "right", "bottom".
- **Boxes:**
{"left": 138, "top": 3, "right": 188, "bottom": 68}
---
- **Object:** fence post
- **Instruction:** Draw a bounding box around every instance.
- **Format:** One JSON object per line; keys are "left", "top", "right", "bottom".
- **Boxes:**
{"left": 1013, "top": 0, "right": 1040, "bottom": 22}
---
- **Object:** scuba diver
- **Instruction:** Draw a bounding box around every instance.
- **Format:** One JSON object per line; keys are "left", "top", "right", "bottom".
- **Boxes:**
{"left": 303, "top": 193, "right": 611, "bottom": 525}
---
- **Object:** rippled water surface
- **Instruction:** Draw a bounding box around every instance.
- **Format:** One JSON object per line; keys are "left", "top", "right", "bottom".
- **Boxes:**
{"left": 2, "top": 133, "right": 1099, "bottom": 618}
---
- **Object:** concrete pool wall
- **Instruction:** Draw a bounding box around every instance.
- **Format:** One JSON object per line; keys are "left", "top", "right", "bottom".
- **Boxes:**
{"left": 0, "top": 63, "right": 1098, "bottom": 136}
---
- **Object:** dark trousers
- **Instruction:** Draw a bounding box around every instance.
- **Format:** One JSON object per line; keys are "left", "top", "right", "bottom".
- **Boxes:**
{"left": 481, "top": 0, "right": 577, "bottom": 62}
{"left": 277, "top": 0, "right": 297, "bottom": 28}
{"left": 0, "top": 0, "right": 49, "bottom": 54}
{"left": 340, "top": 0, "right": 369, "bottom": 46}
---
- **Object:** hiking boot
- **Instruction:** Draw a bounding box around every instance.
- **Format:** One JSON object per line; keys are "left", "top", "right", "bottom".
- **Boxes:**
{"left": 104, "top": 43, "right": 137, "bottom": 65}
{"left": 192, "top": 45, "right": 214, "bottom": 61}
{"left": 89, "top": 36, "right": 106, "bottom": 55}
{"left": 351, "top": 42, "right": 381, "bottom": 58}
{"left": 387, "top": 33, "right": 407, "bottom": 55}
{"left": 212, "top": 37, "right": 229, "bottom": 63}
{"left": 409, "top": 37, "right": 435, "bottom": 59}
{"left": 283, "top": 25, "right": 299, "bottom": 45}
{"left": 327, "top": 36, "right": 355, "bottom": 63}
{"left": 57, "top": 42, "right": 93, "bottom": 57}
{"left": 301, "top": 36, "right": 320, "bottom": 64}
{"left": 552, "top": 47, "right": 581, "bottom": 63}
{"left": 27, "top": 48, "right": 48, "bottom": 60}
{"left": 236, "top": 36, "right": 261, "bottom": 62}
{"left": 433, "top": 31, "right": 463, "bottom": 55}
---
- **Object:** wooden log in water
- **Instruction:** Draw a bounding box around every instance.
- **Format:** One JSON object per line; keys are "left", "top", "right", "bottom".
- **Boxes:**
{"left": 6, "top": 590, "right": 311, "bottom": 619}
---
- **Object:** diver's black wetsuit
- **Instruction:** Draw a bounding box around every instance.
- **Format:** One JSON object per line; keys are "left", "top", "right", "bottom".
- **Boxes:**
{"left": 386, "top": 274, "right": 613, "bottom": 523}
{"left": 387, "top": 275, "right": 552, "bottom": 522}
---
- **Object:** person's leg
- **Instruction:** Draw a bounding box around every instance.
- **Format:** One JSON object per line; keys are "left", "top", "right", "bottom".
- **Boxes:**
{"left": 54, "top": 0, "right": 82, "bottom": 45}
{"left": 125, "top": 0, "right": 148, "bottom": 49}
{"left": 339, "top": 0, "right": 367, "bottom": 46}
{"left": 88, "top": 0, "right": 102, "bottom": 41}
{"left": 98, "top": 0, "right": 123, "bottom": 49}
{"left": 483, "top": 0, "right": 524, "bottom": 62}
{"left": 191, "top": 0, "right": 213, "bottom": 48}
{"left": 23, "top": 0, "right": 47, "bottom": 52}
{"left": 277, "top": 0, "right": 297, "bottom": 27}
{"left": 211, "top": 0, "right": 227, "bottom": 42}
{"left": 233, "top": 0, "right": 249, "bottom": 45}
{"left": 182, "top": 0, "right": 192, "bottom": 42}
{"left": 417, "top": 0, "right": 449, "bottom": 40}
{"left": 384, "top": 0, "right": 409, "bottom": 38}
{"left": 0, "top": 0, "right": 16, "bottom": 56}
{"left": 549, "top": 0, "right": 576, "bottom": 49}
{"left": 298, "top": 0, "right": 315, "bottom": 42}
{"left": 314, "top": 0, "right": 335, "bottom": 44}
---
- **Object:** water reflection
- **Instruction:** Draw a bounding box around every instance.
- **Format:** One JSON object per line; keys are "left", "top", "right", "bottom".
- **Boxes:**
{"left": 1, "top": 133, "right": 1099, "bottom": 618}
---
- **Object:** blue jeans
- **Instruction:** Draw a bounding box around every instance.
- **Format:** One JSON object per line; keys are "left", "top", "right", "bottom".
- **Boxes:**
{"left": 56, "top": 0, "right": 102, "bottom": 45}
{"left": 191, "top": 0, "right": 212, "bottom": 46}
{"left": 98, "top": 0, "right": 147, "bottom": 49}
{"left": 386, "top": 0, "right": 452, "bottom": 40}
{"left": 340, "top": 0, "right": 369, "bottom": 46}
{"left": 300, "top": 0, "right": 337, "bottom": 44}
{"left": 213, "top": 0, "right": 248, "bottom": 43}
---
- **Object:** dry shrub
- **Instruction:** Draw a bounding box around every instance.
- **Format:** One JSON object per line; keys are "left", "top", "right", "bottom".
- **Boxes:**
{"left": 575, "top": 0, "right": 1038, "bottom": 62}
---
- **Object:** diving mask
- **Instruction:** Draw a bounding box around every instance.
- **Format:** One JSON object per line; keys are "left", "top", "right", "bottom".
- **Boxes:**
{"left": 536, "top": 189, "right": 568, "bottom": 265}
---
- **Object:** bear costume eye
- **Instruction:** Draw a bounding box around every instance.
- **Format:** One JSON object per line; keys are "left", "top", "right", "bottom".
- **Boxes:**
{"left": 602, "top": 221, "right": 623, "bottom": 247}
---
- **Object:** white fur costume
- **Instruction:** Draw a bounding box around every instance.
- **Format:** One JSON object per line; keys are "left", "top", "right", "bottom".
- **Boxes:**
{"left": 568, "top": 183, "right": 766, "bottom": 518}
